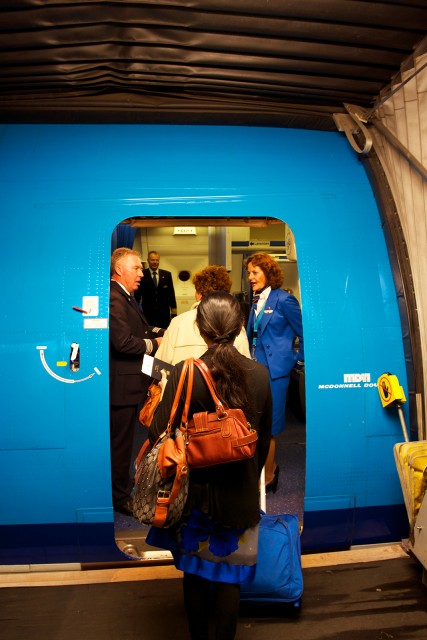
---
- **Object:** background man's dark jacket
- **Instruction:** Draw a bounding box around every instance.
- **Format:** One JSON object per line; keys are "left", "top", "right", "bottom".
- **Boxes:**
{"left": 135, "top": 268, "right": 177, "bottom": 329}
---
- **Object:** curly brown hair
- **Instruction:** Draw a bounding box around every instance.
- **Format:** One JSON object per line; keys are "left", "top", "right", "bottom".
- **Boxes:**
{"left": 244, "top": 253, "right": 284, "bottom": 289}
{"left": 192, "top": 265, "right": 232, "bottom": 297}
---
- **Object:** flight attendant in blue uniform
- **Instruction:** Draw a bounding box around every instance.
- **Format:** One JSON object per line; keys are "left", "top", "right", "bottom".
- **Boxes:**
{"left": 245, "top": 253, "right": 304, "bottom": 492}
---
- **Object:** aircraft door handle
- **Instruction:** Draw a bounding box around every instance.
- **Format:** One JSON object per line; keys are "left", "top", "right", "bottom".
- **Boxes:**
{"left": 70, "top": 342, "right": 80, "bottom": 372}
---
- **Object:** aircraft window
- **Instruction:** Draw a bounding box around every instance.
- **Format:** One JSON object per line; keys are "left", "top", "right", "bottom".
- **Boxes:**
{"left": 178, "top": 270, "right": 191, "bottom": 282}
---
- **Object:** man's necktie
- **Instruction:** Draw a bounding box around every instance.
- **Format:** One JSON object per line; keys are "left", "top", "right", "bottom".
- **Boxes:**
{"left": 130, "top": 296, "right": 142, "bottom": 314}
{"left": 152, "top": 271, "right": 158, "bottom": 288}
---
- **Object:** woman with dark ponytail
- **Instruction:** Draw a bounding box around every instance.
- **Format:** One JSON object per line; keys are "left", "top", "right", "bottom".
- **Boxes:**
{"left": 147, "top": 291, "right": 272, "bottom": 640}
{"left": 195, "top": 291, "right": 252, "bottom": 413}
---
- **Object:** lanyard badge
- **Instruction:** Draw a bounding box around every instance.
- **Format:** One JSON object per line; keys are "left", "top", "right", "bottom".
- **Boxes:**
{"left": 251, "top": 303, "right": 266, "bottom": 360}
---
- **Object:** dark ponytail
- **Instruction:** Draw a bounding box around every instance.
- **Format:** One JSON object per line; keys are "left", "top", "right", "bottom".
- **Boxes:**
{"left": 196, "top": 291, "right": 251, "bottom": 412}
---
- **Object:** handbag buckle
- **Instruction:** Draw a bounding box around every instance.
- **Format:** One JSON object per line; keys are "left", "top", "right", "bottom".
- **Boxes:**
{"left": 157, "top": 489, "right": 171, "bottom": 499}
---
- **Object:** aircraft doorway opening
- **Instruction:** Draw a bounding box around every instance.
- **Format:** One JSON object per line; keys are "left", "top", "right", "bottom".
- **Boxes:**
{"left": 110, "top": 216, "right": 306, "bottom": 561}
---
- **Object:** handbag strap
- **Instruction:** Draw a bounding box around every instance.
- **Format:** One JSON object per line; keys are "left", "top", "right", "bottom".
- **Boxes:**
{"left": 181, "top": 358, "right": 194, "bottom": 425}
{"left": 168, "top": 358, "right": 194, "bottom": 427}
{"left": 194, "top": 358, "right": 227, "bottom": 418}
{"left": 135, "top": 359, "right": 193, "bottom": 478}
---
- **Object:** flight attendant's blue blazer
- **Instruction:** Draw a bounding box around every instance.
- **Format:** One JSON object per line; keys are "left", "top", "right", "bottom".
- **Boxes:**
{"left": 246, "top": 288, "right": 304, "bottom": 380}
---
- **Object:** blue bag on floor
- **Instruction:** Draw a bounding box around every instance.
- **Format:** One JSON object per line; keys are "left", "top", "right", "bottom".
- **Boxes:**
{"left": 240, "top": 513, "right": 303, "bottom": 605}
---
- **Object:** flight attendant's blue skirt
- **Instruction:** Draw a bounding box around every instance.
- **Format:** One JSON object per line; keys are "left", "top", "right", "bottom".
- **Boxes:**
{"left": 270, "top": 374, "right": 290, "bottom": 436}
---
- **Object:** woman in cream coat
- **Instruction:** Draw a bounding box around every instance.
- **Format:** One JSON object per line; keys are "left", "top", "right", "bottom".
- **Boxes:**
{"left": 155, "top": 265, "right": 250, "bottom": 364}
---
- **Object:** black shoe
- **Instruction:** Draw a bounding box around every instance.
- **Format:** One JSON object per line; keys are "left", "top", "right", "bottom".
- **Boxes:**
{"left": 114, "top": 499, "right": 134, "bottom": 517}
{"left": 266, "top": 466, "right": 280, "bottom": 494}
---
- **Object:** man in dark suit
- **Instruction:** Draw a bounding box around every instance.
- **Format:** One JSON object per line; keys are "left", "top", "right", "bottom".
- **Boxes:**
{"left": 135, "top": 250, "right": 177, "bottom": 329}
{"left": 109, "top": 248, "right": 164, "bottom": 515}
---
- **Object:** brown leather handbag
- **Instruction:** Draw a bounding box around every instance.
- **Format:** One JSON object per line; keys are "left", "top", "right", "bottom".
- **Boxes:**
{"left": 183, "top": 358, "right": 258, "bottom": 469}
{"left": 139, "top": 381, "right": 161, "bottom": 427}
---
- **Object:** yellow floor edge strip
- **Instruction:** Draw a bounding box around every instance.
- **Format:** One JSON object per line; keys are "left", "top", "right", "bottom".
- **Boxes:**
{"left": 0, "top": 544, "right": 410, "bottom": 589}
